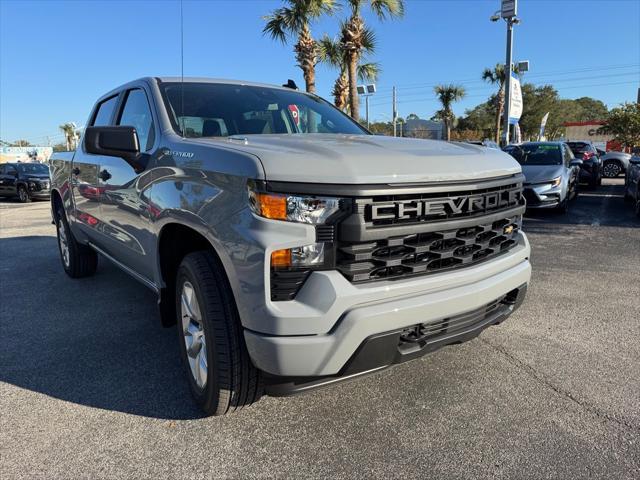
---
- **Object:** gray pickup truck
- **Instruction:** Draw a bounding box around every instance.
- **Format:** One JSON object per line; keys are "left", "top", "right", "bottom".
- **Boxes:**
{"left": 50, "top": 77, "right": 531, "bottom": 416}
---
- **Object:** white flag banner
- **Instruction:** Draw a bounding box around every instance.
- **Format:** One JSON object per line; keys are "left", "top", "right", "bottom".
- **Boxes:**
{"left": 508, "top": 72, "right": 523, "bottom": 124}
{"left": 539, "top": 112, "right": 550, "bottom": 139}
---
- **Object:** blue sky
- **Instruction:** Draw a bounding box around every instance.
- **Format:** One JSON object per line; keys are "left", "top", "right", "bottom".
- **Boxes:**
{"left": 1, "top": 0, "right": 639, "bottom": 145}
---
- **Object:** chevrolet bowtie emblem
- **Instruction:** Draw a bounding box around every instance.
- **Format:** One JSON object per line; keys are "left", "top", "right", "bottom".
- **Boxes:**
{"left": 503, "top": 225, "right": 514, "bottom": 234}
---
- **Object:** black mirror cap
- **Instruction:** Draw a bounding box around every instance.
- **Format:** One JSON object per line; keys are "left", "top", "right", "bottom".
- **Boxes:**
{"left": 84, "top": 126, "right": 145, "bottom": 171}
{"left": 570, "top": 159, "right": 583, "bottom": 167}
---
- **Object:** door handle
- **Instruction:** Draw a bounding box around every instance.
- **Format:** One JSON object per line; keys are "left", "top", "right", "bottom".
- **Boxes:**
{"left": 99, "top": 169, "right": 112, "bottom": 181}
{"left": 72, "top": 167, "right": 80, "bottom": 176}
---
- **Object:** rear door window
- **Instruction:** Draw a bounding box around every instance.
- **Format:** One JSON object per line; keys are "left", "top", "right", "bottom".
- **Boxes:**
{"left": 92, "top": 96, "right": 118, "bottom": 126}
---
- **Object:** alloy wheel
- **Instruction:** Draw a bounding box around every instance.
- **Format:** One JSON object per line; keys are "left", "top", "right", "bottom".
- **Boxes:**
{"left": 18, "top": 187, "right": 28, "bottom": 202}
{"left": 57, "top": 221, "right": 70, "bottom": 267}
{"left": 180, "top": 281, "right": 208, "bottom": 389}
{"left": 603, "top": 162, "right": 621, "bottom": 178}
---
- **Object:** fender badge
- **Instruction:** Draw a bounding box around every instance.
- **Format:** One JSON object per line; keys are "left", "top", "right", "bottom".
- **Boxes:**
{"left": 171, "top": 151, "right": 194, "bottom": 158}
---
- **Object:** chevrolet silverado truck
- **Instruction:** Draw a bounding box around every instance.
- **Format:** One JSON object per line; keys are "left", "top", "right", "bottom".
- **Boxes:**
{"left": 50, "top": 77, "right": 531, "bottom": 416}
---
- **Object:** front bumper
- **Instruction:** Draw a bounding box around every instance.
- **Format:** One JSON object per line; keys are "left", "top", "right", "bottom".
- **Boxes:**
{"left": 244, "top": 232, "right": 531, "bottom": 380}
{"left": 523, "top": 184, "right": 561, "bottom": 208}
{"left": 265, "top": 284, "right": 527, "bottom": 395}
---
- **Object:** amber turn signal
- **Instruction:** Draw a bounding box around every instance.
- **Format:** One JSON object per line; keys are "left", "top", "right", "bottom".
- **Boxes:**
{"left": 255, "top": 193, "right": 287, "bottom": 220}
{"left": 271, "top": 248, "right": 292, "bottom": 268}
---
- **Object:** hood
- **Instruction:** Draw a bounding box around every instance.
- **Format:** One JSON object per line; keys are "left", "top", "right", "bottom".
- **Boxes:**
{"left": 521, "top": 164, "right": 564, "bottom": 184}
{"left": 194, "top": 134, "right": 521, "bottom": 184}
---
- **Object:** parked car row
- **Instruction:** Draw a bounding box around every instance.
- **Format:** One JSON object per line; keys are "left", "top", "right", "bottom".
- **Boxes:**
{"left": 503, "top": 142, "right": 581, "bottom": 213}
{"left": 502, "top": 140, "right": 640, "bottom": 218}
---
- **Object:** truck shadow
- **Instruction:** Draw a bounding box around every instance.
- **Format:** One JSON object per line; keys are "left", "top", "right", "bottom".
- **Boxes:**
{"left": 0, "top": 235, "right": 204, "bottom": 420}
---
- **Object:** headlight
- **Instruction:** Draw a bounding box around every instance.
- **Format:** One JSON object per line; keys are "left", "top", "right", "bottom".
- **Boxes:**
{"left": 248, "top": 187, "right": 342, "bottom": 224}
{"left": 550, "top": 176, "right": 561, "bottom": 187}
{"left": 271, "top": 243, "right": 325, "bottom": 268}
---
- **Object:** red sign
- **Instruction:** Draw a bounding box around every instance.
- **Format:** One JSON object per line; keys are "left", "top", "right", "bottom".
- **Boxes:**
{"left": 288, "top": 105, "right": 299, "bottom": 126}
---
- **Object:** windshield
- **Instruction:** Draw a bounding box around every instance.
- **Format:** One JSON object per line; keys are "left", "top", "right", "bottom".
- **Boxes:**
{"left": 504, "top": 144, "right": 562, "bottom": 166}
{"left": 17, "top": 163, "right": 49, "bottom": 175}
{"left": 160, "top": 82, "right": 368, "bottom": 138}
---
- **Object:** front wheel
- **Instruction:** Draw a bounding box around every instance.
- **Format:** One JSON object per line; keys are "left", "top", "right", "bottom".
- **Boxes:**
{"left": 175, "top": 251, "right": 262, "bottom": 416}
{"left": 55, "top": 204, "right": 98, "bottom": 278}
{"left": 18, "top": 185, "right": 31, "bottom": 203}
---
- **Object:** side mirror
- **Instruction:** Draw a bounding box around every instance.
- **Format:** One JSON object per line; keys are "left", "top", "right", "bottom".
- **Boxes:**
{"left": 84, "top": 126, "right": 145, "bottom": 172}
{"left": 569, "top": 159, "right": 583, "bottom": 167}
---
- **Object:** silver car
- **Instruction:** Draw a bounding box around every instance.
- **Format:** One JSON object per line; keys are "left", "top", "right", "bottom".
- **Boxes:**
{"left": 504, "top": 142, "right": 582, "bottom": 213}
{"left": 597, "top": 148, "right": 633, "bottom": 178}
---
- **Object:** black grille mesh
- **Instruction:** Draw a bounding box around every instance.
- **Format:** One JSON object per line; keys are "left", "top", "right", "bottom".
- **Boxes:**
{"left": 337, "top": 215, "right": 522, "bottom": 282}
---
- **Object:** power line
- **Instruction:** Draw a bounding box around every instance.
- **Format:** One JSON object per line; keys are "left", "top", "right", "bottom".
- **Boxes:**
{"left": 372, "top": 70, "right": 639, "bottom": 101}
{"left": 372, "top": 63, "right": 640, "bottom": 95}
{"left": 372, "top": 80, "right": 639, "bottom": 109}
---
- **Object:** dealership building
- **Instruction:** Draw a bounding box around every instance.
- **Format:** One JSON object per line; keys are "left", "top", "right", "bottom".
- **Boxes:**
{"left": 0, "top": 146, "right": 53, "bottom": 163}
{"left": 562, "top": 121, "right": 625, "bottom": 152}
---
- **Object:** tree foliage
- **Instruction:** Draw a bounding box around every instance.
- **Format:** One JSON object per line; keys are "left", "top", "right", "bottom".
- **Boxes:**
{"left": 263, "top": 0, "right": 337, "bottom": 93}
{"left": 458, "top": 84, "right": 610, "bottom": 141}
{"left": 318, "top": 27, "right": 379, "bottom": 112}
{"left": 434, "top": 84, "right": 466, "bottom": 141}
{"left": 602, "top": 102, "right": 640, "bottom": 148}
{"left": 340, "top": 0, "right": 404, "bottom": 121}
{"left": 9, "top": 139, "right": 34, "bottom": 147}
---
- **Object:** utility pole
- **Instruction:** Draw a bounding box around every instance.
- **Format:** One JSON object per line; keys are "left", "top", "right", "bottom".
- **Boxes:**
{"left": 357, "top": 84, "right": 376, "bottom": 130}
{"left": 503, "top": 19, "right": 514, "bottom": 146}
{"left": 491, "top": 0, "right": 519, "bottom": 147}
{"left": 365, "top": 96, "right": 370, "bottom": 129}
{"left": 392, "top": 86, "right": 397, "bottom": 137}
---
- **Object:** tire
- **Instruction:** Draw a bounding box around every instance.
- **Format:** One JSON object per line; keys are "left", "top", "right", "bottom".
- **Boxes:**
{"left": 603, "top": 161, "right": 622, "bottom": 178}
{"left": 18, "top": 185, "right": 31, "bottom": 203}
{"left": 55, "top": 204, "right": 98, "bottom": 278}
{"left": 175, "top": 251, "right": 262, "bottom": 416}
{"left": 556, "top": 198, "right": 569, "bottom": 214}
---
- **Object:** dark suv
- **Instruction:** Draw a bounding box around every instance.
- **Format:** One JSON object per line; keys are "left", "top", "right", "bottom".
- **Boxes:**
{"left": 566, "top": 141, "right": 602, "bottom": 188}
{"left": 0, "top": 162, "right": 51, "bottom": 202}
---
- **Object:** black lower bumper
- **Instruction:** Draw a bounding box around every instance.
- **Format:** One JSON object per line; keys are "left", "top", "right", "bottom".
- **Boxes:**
{"left": 264, "top": 284, "right": 528, "bottom": 396}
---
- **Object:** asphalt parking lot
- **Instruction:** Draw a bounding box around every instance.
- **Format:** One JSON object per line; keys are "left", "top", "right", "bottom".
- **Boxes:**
{"left": 1, "top": 178, "right": 639, "bottom": 479}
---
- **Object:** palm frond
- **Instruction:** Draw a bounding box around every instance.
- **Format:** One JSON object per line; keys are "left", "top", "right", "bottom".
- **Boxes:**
{"left": 317, "top": 34, "right": 342, "bottom": 67}
{"left": 359, "top": 25, "right": 377, "bottom": 53}
{"left": 357, "top": 62, "right": 380, "bottom": 82}
{"left": 370, "top": 0, "right": 404, "bottom": 20}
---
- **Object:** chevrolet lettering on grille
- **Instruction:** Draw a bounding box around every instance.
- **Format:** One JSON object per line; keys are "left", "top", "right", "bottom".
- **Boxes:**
{"left": 368, "top": 189, "right": 521, "bottom": 221}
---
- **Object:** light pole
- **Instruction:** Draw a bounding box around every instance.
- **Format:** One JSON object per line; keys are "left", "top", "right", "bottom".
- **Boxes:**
{"left": 491, "top": 0, "right": 520, "bottom": 146}
{"left": 357, "top": 84, "right": 376, "bottom": 129}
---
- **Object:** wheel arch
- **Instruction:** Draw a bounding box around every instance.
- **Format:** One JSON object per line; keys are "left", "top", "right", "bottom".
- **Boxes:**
{"left": 50, "top": 189, "right": 63, "bottom": 220}
{"left": 155, "top": 221, "right": 238, "bottom": 328}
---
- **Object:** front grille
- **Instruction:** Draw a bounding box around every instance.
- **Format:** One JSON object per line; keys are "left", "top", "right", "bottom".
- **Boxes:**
{"left": 336, "top": 215, "right": 521, "bottom": 282}
{"left": 358, "top": 181, "right": 522, "bottom": 227}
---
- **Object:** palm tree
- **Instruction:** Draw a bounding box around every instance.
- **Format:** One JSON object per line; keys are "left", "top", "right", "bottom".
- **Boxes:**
{"left": 59, "top": 123, "right": 77, "bottom": 151}
{"left": 482, "top": 63, "right": 522, "bottom": 143}
{"left": 340, "top": 0, "right": 404, "bottom": 121}
{"left": 318, "top": 31, "right": 379, "bottom": 112}
{"left": 263, "top": 0, "right": 336, "bottom": 93}
{"left": 434, "top": 84, "right": 466, "bottom": 141}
